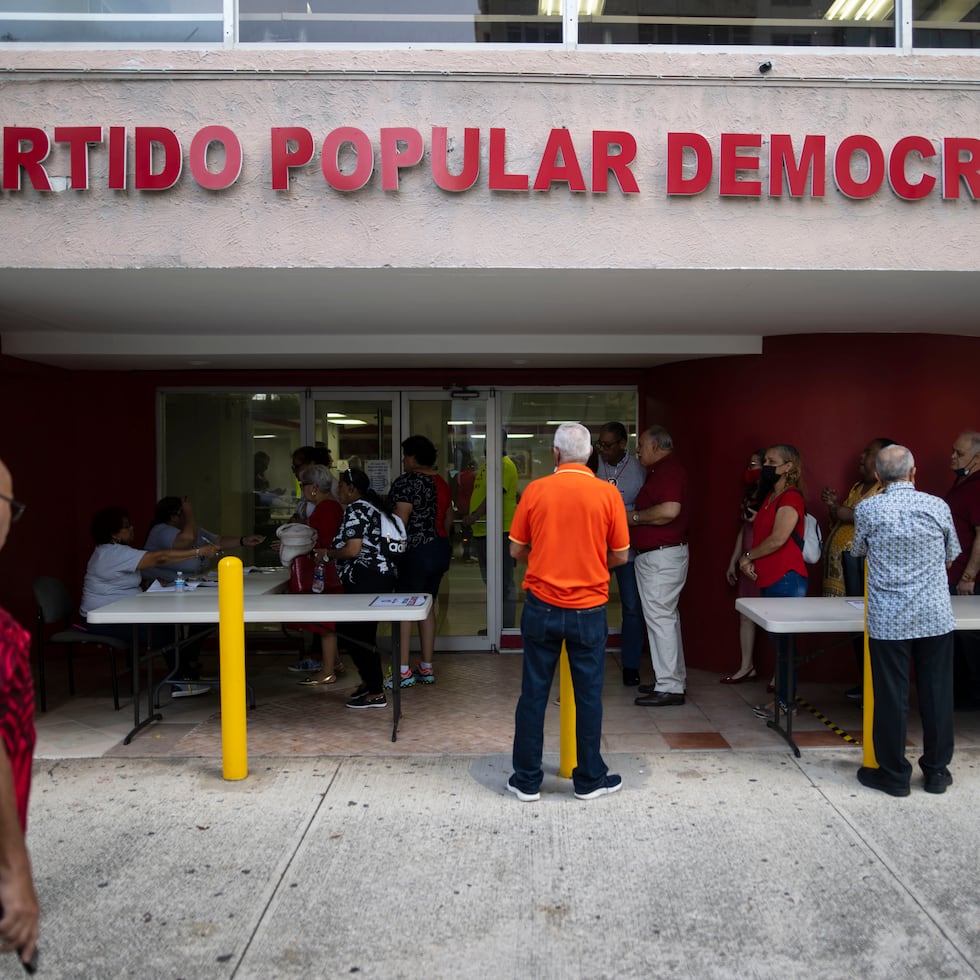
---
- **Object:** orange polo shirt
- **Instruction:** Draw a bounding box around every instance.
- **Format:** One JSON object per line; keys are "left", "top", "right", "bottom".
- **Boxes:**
{"left": 509, "top": 463, "right": 631, "bottom": 609}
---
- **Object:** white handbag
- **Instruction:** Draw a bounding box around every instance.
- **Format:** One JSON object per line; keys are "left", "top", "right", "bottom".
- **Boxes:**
{"left": 276, "top": 523, "right": 317, "bottom": 565}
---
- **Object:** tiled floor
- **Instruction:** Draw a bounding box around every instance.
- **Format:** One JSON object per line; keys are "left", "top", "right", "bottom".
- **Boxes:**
{"left": 33, "top": 647, "right": 980, "bottom": 761}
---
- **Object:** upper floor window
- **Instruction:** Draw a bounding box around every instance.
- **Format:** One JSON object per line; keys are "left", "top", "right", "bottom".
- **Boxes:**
{"left": 1, "top": 0, "right": 979, "bottom": 48}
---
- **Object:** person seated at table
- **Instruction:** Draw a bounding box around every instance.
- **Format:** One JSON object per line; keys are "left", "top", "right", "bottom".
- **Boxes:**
{"left": 287, "top": 465, "right": 346, "bottom": 680}
{"left": 141, "top": 496, "right": 265, "bottom": 585}
{"left": 302, "top": 468, "right": 398, "bottom": 707}
{"left": 79, "top": 506, "right": 221, "bottom": 697}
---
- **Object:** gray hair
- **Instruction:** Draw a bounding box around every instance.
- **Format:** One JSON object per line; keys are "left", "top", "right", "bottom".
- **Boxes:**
{"left": 642, "top": 425, "right": 673, "bottom": 451}
{"left": 958, "top": 431, "right": 980, "bottom": 453}
{"left": 553, "top": 423, "right": 593, "bottom": 463}
{"left": 300, "top": 464, "right": 333, "bottom": 493}
{"left": 875, "top": 445, "right": 914, "bottom": 483}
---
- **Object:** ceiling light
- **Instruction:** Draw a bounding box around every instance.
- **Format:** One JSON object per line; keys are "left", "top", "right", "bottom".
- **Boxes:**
{"left": 538, "top": 0, "right": 605, "bottom": 15}
{"left": 447, "top": 421, "right": 474, "bottom": 426}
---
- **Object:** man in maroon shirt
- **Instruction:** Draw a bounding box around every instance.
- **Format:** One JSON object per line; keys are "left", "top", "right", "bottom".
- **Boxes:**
{"left": 946, "top": 430, "right": 980, "bottom": 710}
{"left": 0, "top": 456, "right": 40, "bottom": 969}
{"left": 630, "top": 426, "right": 691, "bottom": 707}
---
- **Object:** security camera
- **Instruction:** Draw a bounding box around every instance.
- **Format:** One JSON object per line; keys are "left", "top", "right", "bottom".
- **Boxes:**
{"left": 759, "top": 61, "right": 773, "bottom": 74}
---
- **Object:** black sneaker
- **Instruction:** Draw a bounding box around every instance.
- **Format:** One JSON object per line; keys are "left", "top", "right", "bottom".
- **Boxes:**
{"left": 574, "top": 774, "right": 623, "bottom": 800}
{"left": 346, "top": 692, "right": 387, "bottom": 709}
{"left": 923, "top": 769, "right": 953, "bottom": 794}
{"left": 622, "top": 669, "right": 641, "bottom": 687}
{"left": 845, "top": 685, "right": 863, "bottom": 702}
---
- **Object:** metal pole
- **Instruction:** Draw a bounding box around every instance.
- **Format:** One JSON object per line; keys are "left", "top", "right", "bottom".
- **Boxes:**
{"left": 558, "top": 642, "right": 577, "bottom": 778}
{"left": 862, "top": 560, "right": 877, "bottom": 768}
{"left": 219, "top": 556, "right": 248, "bottom": 780}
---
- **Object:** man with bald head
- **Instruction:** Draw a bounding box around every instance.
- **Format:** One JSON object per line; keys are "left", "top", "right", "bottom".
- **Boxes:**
{"left": 852, "top": 445, "right": 959, "bottom": 797}
{"left": 945, "top": 430, "right": 980, "bottom": 710}
{"left": 0, "top": 457, "right": 40, "bottom": 967}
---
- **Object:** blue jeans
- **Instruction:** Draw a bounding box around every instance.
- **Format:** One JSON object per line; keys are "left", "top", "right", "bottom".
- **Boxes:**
{"left": 613, "top": 559, "right": 644, "bottom": 670}
{"left": 760, "top": 570, "right": 808, "bottom": 707}
{"left": 512, "top": 590, "right": 610, "bottom": 796}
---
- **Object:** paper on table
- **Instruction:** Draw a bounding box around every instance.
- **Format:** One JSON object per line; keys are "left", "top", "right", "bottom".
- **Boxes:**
{"left": 370, "top": 595, "right": 426, "bottom": 607}
{"left": 147, "top": 579, "right": 201, "bottom": 592}
{"left": 846, "top": 600, "right": 865, "bottom": 610}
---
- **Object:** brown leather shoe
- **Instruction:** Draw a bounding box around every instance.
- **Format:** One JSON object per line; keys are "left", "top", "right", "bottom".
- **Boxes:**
{"left": 634, "top": 691, "right": 685, "bottom": 707}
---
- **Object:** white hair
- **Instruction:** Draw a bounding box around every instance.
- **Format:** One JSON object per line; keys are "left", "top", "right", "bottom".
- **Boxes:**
{"left": 875, "top": 445, "right": 914, "bottom": 483}
{"left": 553, "top": 423, "right": 593, "bottom": 463}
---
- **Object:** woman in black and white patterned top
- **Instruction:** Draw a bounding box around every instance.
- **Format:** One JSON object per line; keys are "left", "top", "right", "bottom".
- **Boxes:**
{"left": 320, "top": 468, "right": 397, "bottom": 708}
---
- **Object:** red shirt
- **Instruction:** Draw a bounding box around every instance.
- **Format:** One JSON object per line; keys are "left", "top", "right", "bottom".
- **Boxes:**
{"left": 0, "top": 608, "right": 35, "bottom": 831}
{"left": 753, "top": 487, "right": 807, "bottom": 589}
{"left": 945, "top": 469, "right": 980, "bottom": 585}
{"left": 631, "top": 451, "right": 690, "bottom": 550}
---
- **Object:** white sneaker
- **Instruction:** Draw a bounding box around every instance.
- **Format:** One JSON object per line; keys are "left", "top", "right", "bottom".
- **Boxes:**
{"left": 506, "top": 778, "right": 540, "bottom": 802}
{"left": 574, "top": 775, "right": 623, "bottom": 800}
{"left": 171, "top": 682, "right": 211, "bottom": 698}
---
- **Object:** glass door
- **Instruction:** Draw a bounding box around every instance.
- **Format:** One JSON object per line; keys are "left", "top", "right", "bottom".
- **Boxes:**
{"left": 404, "top": 391, "right": 493, "bottom": 650}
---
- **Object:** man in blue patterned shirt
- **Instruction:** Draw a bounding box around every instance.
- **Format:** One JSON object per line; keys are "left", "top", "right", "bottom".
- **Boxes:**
{"left": 851, "top": 445, "right": 960, "bottom": 797}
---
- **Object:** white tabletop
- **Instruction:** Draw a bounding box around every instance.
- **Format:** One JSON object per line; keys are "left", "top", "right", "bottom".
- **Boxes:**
{"left": 736, "top": 596, "right": 980, "bottom": 633}
{"left": 87, "top": 588, "right": 432, "bottom": 625}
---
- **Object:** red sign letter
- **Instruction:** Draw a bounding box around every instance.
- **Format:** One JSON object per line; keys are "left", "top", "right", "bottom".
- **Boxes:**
{"left": 533, "top": 129, "right": 586, "bottom": 192}
{"left": 834, "top": 135, "right": 885, "bottom": 199}
{"left": 430, "top": 127, "right": 480, "bottom": 192}
{"left": 888, "top": 136, "right": 936, "bottom": 201}
{"left": 189, "top": 125, "right": 242, "bottom": 191}
{"left": 942, "top": 137, "right": 980, "bottom": 200}
{"left": 54, "top": 126, "right": 103, "bottom": 190}
{"left": 322, "top": 127, "right": 373, "bottom": 192}
{"left": 666, "top": 133, "right": 712, "bottom": 196}
{"left": 134, "top": 127, "right": 182, "bottom": 190}
{"left": 380, "top": 127, "right": 424, "bottom": 191}
{"left": 592, "top": 131, "right": 639, "bottom": 194}
{"left": 488, "top": 128, "right": 528, "bottom": 191}
{"left": 2, "top": 127, "right": 51, "bottom": 191}
{"left": 719, "top": 133, "right": 762, "bottom": 197}
{"left": 270, "top": 127, "right": 314, "bottom": 191}
{"left": 769, "top": 134, "right": 826, "bottom": 198}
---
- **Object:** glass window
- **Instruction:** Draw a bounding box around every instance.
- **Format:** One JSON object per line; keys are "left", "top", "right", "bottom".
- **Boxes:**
{"left": 576, "top": 0, "right": 895, "bottom": 47}
{"left": 160, "top": 391, "right": 302, "bottom": 570}
{"left": 238, "top": 0, "right": 561, "bottom": 44}
{"left": 0, "top": 2, "right": 222, "bottom": 44}
{"left": 913, "top": 0, "right": 980, "bottom": 48}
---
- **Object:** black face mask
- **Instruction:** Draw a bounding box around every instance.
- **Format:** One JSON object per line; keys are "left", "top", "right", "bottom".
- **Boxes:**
{"left": 758, "top": 465, "right": 780, "bottom": 494}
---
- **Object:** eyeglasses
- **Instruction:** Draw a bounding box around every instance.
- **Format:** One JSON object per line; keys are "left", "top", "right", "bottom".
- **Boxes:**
{"left": 597, "top": 440, "right": 621, "bottom": 450}
{"left": 300, "top": 481, "right": 314, "bottom": 487}
{"left": 0, "top": 492, "right": 26, "bottom": 524}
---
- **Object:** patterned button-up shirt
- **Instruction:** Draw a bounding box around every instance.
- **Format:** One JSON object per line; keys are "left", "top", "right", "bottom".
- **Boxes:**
{"left": 852, "top": 481, "right": 960, "bottom": 640}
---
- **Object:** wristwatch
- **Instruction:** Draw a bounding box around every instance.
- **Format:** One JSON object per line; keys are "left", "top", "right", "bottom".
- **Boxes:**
{"left": 631, "top": 512, "right": 639, "bottom": 524}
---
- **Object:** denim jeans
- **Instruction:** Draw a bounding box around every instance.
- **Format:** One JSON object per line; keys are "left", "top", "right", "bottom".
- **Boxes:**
{"left": 761, "top": 570, "right": 808, "bottom": 707}
{"left": 613, "top": 559, "right": 644, "bottom": 670}
{"left": 512, "top": 590, "right": 610, "bottom": 796}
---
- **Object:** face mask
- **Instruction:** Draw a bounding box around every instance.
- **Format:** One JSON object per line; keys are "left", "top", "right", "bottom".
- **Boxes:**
{"left": 953, "top": 454, "right": 976, "bottom": 478}
{"left": 760, "top": 464, "right": 779, "bottom": 483}
{"left": 744, "top": 467, "right": 761, "bottom": 484}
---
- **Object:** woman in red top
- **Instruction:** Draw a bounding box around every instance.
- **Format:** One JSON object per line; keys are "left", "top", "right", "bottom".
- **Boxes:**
{"left": 295, "top": 464, "right": 346, "bottom": 686}
{"left": 737, "top": 444, "right": 808, "bottom": 717}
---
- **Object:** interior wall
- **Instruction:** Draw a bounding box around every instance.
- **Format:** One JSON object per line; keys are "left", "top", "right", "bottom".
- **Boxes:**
{"left": 1, "top": 338, "right": 974, "bottom": 689}
{"left": 644, "top": 332, "right": 979, "bottom": 686}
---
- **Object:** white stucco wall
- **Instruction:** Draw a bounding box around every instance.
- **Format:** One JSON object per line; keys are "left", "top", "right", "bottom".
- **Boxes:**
{"left": 2, "top": 49, "right": 980, "bottom": 276}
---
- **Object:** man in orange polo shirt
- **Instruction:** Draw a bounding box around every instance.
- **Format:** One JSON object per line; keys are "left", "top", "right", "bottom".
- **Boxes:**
{"left": 506, "top": 423, "right": 630, "bottom": 802}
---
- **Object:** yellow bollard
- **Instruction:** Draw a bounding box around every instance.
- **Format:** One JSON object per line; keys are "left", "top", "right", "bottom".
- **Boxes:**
{"left": 558, "top": 642, "right": 577, "bottom": 778}
{"left": 862, "top": 561, "right": 877, "bottom": 768}
{"left": 218, "top": 556, "right": 248, "bottom": 781}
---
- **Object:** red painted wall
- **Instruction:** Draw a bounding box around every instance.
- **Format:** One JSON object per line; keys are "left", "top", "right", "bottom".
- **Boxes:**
{"left": 645, "top": 332, "right": 980, "bottom": 685}
{"left": 2, "top": 334, "right": 976, "bottom": 690}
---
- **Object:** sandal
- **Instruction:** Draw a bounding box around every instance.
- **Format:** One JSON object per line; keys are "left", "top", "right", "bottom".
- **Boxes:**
{"left": 299, "top": 674, "right": 337, "bottom": 686}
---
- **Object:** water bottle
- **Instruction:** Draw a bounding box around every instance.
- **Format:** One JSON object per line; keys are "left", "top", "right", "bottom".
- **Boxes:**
{"left": 312, "top": 559, "right": 325, "bottom": 594}
{"left": 174, "top": 570, "right": 186, "bottom": 593}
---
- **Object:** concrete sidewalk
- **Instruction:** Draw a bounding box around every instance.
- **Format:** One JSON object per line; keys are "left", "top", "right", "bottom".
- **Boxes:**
{"left": 12, "top": 747, "right": 979, "bottom": 979}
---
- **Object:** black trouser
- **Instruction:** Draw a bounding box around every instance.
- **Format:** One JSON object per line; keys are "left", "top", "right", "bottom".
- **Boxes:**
{"left": 339, "top": 567, "right": 395, "bottom": 694}
{"left": 869, "top": 632, "right": 954, "bottom": 788}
